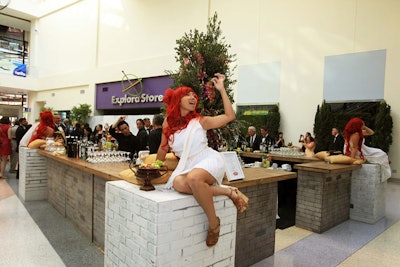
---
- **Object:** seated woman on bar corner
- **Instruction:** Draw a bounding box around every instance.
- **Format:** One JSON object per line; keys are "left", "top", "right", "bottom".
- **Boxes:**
{"left": 155, "top": 73, "right": 249, "bottom": 247}
{"left": 343, "top": 117, "right": 391, "bottom": 181}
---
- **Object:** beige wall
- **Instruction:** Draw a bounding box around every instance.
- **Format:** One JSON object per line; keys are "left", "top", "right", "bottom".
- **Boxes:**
{"left": 1, "top": 0, "right": 399, "bottom": 178}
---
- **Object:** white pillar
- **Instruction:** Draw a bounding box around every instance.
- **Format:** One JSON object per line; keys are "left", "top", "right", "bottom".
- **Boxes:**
{"left": 19, "top": 147, "right": 48, "bottom": 201}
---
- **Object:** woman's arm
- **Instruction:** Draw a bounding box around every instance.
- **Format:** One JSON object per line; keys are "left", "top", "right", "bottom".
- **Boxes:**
{"left": 201, "top": 73, "right": 236, "bottom": 130}
{"left": 112, "top": 116, "right": 125, "bottom": 129}
{"left": 349, "top": 133, "right": 360, "bottom": 158}
{"left": 45, "top": 127, "right": 55, "bottom": 138}
{"left": 156, "top": 120, "right": 170, "bottom": 161}
{"left": 304, "top": 141, "right": 315, "bottom": 150}
{"left": 362, "top": 125, "right": 374, "bottom": 136}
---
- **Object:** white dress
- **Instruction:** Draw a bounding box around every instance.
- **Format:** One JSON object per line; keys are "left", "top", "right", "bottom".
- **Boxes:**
{"left": 346, "top": 139, "right": 391, "bottom": 182}
{"left": 165, "top": 118, "right": 225, "bottom": 189}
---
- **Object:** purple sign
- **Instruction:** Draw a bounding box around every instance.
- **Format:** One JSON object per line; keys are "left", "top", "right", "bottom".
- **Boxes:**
{"left": 96, "top": 75, "right": 173, "bottom": 110}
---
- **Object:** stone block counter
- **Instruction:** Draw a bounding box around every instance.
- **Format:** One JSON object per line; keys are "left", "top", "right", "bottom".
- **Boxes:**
{"left": 36, "top": 150, "right": 124, "bottom": 248}
{"left": 224, "top": 168, "right": 295, "bottom": 267}
{"left": 294, "top": 161, "right": 361, "bottom": 233}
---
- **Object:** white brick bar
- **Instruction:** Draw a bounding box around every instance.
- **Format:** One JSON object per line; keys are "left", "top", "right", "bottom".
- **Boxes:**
{"left": 19, "top": 147, "right": 48, "bottom": 201}
{"left": 350, "top": 163, "right": 386, "bottom": 224}
{"left": 105, "top": 180, "right": 237, "bottom": 267}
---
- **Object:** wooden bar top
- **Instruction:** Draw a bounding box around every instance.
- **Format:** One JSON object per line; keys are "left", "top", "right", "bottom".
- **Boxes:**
{"left": 239, "top": 151, "right": 321, "bottom": 163}
{"left": 294, "top": 161, "right": 361, "bottom": 174}
{"left": 224, "top": 167, "right": 297, "bottom": 188}
{"left": 37, "top": 150, "right": 127, "bottom": 181}
{"left": 38, "top": 150, "right": 297, "bottom": 188}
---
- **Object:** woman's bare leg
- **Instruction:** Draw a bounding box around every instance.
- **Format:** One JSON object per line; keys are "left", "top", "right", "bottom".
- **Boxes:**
{"left": 173, "top": 169, "right": 219, "bottom": 228}
{"left": 173, "top": 168, "right": 248, "bottom": 226}
{"left": 0, "top": 156, "right": 8, "bottom": 177}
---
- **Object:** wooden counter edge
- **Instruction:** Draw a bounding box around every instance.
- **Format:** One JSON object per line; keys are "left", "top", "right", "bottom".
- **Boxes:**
{"left": 37, "top": 150, "right": 123, "bottom": 181}
{"left": 294, "top": 162, "right": 362, "bottom": 174}
{"left": 239, "top": 151, "right": 321, "bottom": 163}
{"left": 223, "top": 171, "right": 297, "bottom": 188}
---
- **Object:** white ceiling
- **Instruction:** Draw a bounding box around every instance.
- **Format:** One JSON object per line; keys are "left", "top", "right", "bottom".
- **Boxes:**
{"left": 0, "top": 0, "right": 82, "bottom": 31}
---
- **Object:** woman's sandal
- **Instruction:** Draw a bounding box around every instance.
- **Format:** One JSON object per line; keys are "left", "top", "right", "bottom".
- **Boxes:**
{"left": 229, "top": 188, "right": 249, "bottom": 213}
{"left": 206, "top": 217, "right": 220, "bottom": 247}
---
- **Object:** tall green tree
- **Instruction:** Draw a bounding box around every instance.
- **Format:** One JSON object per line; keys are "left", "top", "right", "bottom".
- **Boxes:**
{"left": 371, "top": 100, "right": 393, "bottom": 153}
{"left": 266, "top": 104, "right": 280, "bottom": 140}
{"left": 314, "top": 100, "right": 333, "bottom": 152}
{"left": 166, "top": 13, "right": 241, "bottom": 150}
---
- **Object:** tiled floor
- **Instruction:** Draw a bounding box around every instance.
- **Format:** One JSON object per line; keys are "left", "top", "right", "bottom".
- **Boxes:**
{"left": 0, "top": 170, "right": 103, "bottom": 267}
{"left": 253, "top": 179, "right": 400, "bottom": 267}
{"left": 1, "top": 169, "right": 400, "bottom": 267}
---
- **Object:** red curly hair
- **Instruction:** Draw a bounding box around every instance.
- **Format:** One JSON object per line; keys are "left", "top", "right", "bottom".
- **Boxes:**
{"left": 29, "top": 110, "right": 55, "bottom": 144}
{"left": 343, "top": 117, "right": 364, "bottom": 158}
{"left": 162, "top": 86, "right": 200, "bottom": 145}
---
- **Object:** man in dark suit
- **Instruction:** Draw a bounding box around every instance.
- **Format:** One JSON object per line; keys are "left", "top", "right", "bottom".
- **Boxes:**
{"left": 15, "top": 118, "right": 31, "bottom": 179}
{"left": 136, "top": 118, "right": 149, "bottom": 152}
{"left": 329, "top": 127, "right": 344, "bottom": 154}
{"left": 260, "top": 126, "right": 274, "bottom": 146}
{"left": 246, "top": 126, "right": 262, "bottom": 152}
{"left": 148, "top": 115, "right": 163, "bottom": 154}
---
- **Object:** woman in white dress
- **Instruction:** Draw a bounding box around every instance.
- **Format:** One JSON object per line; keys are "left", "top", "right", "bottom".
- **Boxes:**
{"left": 156, "top": 73, "right": 249, "bottom": 247}
{"left": 302, "top": 135, "right": 315, "bottom": 157}
{"left": 343, "top": 117, "right": 391, "bottom": 181}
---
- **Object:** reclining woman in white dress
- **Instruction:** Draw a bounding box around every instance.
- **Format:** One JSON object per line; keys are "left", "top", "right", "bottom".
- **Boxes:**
{"left": 343, "top": 117, "right": 391, "bottom": 181}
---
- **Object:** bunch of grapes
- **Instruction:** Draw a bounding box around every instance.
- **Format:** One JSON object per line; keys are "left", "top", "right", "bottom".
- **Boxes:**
{"left": 205, "top": 81, "right": 216, "bottom": 103}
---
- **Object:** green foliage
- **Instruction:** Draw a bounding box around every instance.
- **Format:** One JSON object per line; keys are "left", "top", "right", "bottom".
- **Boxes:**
{"left": 314, "top": 100, "right": 392, "bottom": 152}
{"left": 334, "top": 112, "right": 372, "bottom": 131}
{"left": 371, "top": 101, "right": 393, "bottom": 153}
{"left": 237, "top": 104, "right": 281, "bottom": 141}
{"left": 236, "top": 115, "right": 266, "bottom": 137}
{"left": 266, "top": 105, "right": 281, "bottom": 139}
{"left": 166, "top": 13, "right": 240, "bottom": 149}
{"left": 70, "top": 104, "right": 92, "bottom": 125}
{"left": 313, "top": 101, "right": 333, "bottom": 152}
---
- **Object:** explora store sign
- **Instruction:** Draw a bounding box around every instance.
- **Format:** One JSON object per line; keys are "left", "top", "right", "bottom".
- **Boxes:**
{"left": 96, "top": 73, "right": 173, "bottom": 110}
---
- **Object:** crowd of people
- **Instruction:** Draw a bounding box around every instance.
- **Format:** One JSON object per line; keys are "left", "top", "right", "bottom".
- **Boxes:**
{"left": 241, "top": 122, "right": 390, "bottom": 165}
{"left": 242, "top": 121, "right": 390, "bottom": 180}
{"left": 0, "top": 116, "right": 32, "bottom": 179}
{"left": 0, "top": 113, "right": 166, "bottom": 178}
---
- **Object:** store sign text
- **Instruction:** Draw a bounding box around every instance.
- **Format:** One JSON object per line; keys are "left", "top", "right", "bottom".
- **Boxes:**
{"left": 111, "top": 93, "right": 164, "bottom": 106}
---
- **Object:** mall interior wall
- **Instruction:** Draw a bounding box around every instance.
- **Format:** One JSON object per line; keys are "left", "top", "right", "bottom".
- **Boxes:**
{"left": 2, "top": 0, "right": 399, "bottom": 178}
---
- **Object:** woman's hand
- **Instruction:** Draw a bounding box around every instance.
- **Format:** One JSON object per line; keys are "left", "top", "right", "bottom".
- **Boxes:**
{"left": 201, "top": 73, "right": 235, "bottom": 130}
{"left": 211, "top": 73, "right": 226, "bottom": 92}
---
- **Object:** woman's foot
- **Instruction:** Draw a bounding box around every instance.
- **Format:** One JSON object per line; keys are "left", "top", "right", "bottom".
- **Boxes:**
{"left": 229, "top": 188, "right": 249, "bottom": 212}
{"left": 206, "top": 217, "right": 220, "bottom": 247}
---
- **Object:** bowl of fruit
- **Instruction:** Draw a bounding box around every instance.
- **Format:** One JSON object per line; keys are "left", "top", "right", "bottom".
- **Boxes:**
{"left": 130, "top": 160, "right": 168, "bottom": 191}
